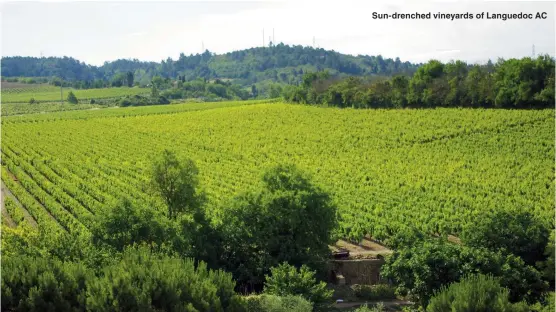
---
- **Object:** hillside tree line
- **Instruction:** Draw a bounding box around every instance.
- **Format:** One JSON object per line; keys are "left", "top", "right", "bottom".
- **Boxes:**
{"left": 284, "top": 55, "right": 555, "bottom": 109}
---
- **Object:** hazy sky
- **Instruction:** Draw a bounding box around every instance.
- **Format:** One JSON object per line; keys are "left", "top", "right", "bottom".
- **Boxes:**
{"left": 1, "top": 0, "right": 554, "bottom": 65}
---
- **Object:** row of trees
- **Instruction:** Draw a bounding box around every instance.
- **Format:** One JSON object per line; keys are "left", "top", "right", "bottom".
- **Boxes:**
{"left": 160, "top": 78, "right": 252, "bottom": 101}
{"left": 284, "top": 55, "right": 555, "bottom": 109}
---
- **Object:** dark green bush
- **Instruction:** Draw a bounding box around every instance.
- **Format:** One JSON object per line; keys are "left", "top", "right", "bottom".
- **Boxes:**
{"left": 67, "top": 91, "right": 78, "bottom": 104}
{"left": 461, "top": 209, "right": 550, "bottom": 267}
{"left": 91, "top": 199, "right": 170, "bottom": 252}
{"left": 381, "top": 240, "right": 547, "bottom": 306}
{"left": 243, "top": 294, "right": 312, "bottom": 312}
{"left": 118, "top": 94, "right": 169, "bottom": 107}
{"left": 2, "top": 254, "right": 92, "bottom": 312}
{"left": 427, "top": 274, "right": 529, "bottom": 312}
{"left": 263, "top": 262, "right": 333, "bottom": 309}
{"left": 86, "top": 246, "right": 243, "bottom": 312}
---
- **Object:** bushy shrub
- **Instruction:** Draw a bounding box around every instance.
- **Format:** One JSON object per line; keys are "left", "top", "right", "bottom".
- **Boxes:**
{"left": 2, "top": 254, "right": 92, "bottom": 311}
{"left": 461, "top": 209, "right": 550, "bottom": 267}
{"left": 86, "top": 246, "right": 243, "bottom": 312}
{"left": 118, "top": 94, "right": 169, "bottom": 107}
{"left": 529, "top": 292, "right": 555, "bottom": 312}
{"left": 427, "top": 274, "right": 530, "bottom": 312}
{"left": 351, "top": 284, "right": 396, "bottom": 301}
{"left": 91, "top": 199, "right": 170, "bottom": 252}
{"left": 243, "top": 294, "right": 312, "bottom": 312}
{"left": 263, "top": 262, "right": 333, "bottom": 309}
{"left": 538, "top": 230, "right": 555, "bottom": 285}
{"left": 381, "top": 240, "right": 547, "bottom": 306}
{"left": 67, "top": 91, "right": 78, "bottom": 104}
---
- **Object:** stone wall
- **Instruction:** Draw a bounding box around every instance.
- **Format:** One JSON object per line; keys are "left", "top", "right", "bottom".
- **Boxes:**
{"left": 329, "top": 258, "right": 385, "bottom": 285}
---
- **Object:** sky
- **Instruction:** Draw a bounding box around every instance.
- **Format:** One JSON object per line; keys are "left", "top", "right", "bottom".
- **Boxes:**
{"left": 1, "top": 0, "right": 554, "bottom": 66}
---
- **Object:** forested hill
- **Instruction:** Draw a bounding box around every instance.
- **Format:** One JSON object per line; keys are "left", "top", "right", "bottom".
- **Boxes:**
{"left": 1, "top": 43, "right": 420, "bottom": 87}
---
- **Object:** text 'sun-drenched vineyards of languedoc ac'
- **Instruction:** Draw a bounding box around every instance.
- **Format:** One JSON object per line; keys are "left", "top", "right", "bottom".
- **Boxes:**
{"left": 1, "top": 101, "right": 553, "bottom": 241}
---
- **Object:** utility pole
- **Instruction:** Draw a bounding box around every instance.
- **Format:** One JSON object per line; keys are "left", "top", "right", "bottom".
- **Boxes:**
{"left": 532, "top": 44, "right": 535, "bottom": 57}
{"left": 60, "top": 81, "right": 63, "bottom": 104}
{"left": 273, "top": 28, "right": 275, "bottom": 44}
{"left": 262, "top": 29, "right": 265, "bottom": 47}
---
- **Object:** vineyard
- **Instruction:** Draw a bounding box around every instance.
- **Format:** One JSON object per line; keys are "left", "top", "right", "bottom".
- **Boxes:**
{"left": 2, "top": 102, "right": 104, "bottom": 116}
{"left": 1, "top": 85, "right": 149, "bottom": 103}
{"left": 1, "top": 102, "right": 554, "bottom": 242}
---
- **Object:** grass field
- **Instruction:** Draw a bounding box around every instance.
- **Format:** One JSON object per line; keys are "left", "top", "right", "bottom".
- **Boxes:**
{"left": 1, "top": 85, "right": 149, "bottom": 103}
{"left": 1, "top": 102, "right": 553, "bottom": 241}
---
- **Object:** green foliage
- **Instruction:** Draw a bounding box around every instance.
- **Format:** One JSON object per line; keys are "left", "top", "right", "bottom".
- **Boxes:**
{"left": 91, "top": 199, "right": 169, "bottom": 252}
{"left": 1, "top": 253, "right": 92, "bottom": 312}
{"left": 538, "top": 231, "right": 555, "bottom": 285}
{"left": 151, "top": 81, "right": 160, "bottom": 98}
{"left": 263, "top": 263, "right": 333, "bottom": 308}
{"left": 29, "top": 97, "right": 35, "bottom": 104}
{"left": 119, "top": 94, "right": 169, "bottom": 107}
{"left": 381, "top": 240, "right": 547, "bottom": 306}
{"left": 353, "top": 303, "right": 385, "bottom": 312}
{"left": 1, "top": 223, "right": 110, "bottom": 271}
{"left": 427, "top": 274, "right": 530, "bottom": 312}
{"left": 111, "top": 72, "right": 126, "bottom": 87}
{"left": 161, "top": 79, "right": 250, "bottom": 101}
{"left": 220, "top": 164, "right": 338, "bottom": 288}
{"left": 243, "top": 294, "right": 313, "bottom": 312}
{"left": 126, "top": 71, "right": 134, "bottom": 87}
{"left": 383, "top": 226, "right": 428, "bottom": 249}
{"left": 287, "top": 56, "right": 554, "bottom": 109}
{"left": 529, "top": 292, "right": 555, "bottom": 312}
{"left": 67, "top": 91, "right": 78, "bottom": 104}
{"left": 351, "top": 284, "right": 396, "bottom": 301}
{"left": 461, "top": 209, "right": 550, "bottom": 267}
{"left": 494, "top": 55, "right": 555, "bottom": 108}
{"left": 2, "top": 244, "right": 243, "bottom": 312}
{"left": 86, "top": 246, "right": 243, "bottom": 312}
{"left": 150, "top": 150, "right": 204, "bottom": 219}
{"left": 1, "top": 46, "right": 419, "bottom": 92}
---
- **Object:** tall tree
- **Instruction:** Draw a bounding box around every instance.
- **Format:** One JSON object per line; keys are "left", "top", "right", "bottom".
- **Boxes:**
{"left": 126, "top": 71, "right": 134, "bottom": 87}
{"left": 150, "top": 150, "right": 203, "bottom": 219}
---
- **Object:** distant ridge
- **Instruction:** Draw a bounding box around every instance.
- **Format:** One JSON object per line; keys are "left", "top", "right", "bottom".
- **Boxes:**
{"left": 1, "top": 43, "right": 420, "bottom": 87}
